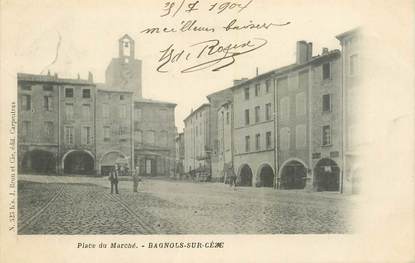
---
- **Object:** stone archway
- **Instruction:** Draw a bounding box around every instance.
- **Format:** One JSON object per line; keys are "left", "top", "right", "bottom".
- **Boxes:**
{"left": 99, "top": 151, "right": 128, "bottom": 176}
{"left": 280, "top": 160, "right": 307, "bottom": 189}
{"left": 63, "top": 150, "right": 95, "bottom": 175}
{"left": 238, "top": 164, "right": 253, "bottom": 187}
{"left": 21, "top": 149, "right": 56, "bottom": 174}
{"left": 257, "top": 164, "right": 275, "bottom": 187}
{"left": 314, "top": 158, "right": 340, "bottom": 191}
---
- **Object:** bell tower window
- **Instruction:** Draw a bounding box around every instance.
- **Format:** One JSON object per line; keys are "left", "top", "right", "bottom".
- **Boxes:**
{"left": 118, "top": 34, "right": 135, "bottom": 59}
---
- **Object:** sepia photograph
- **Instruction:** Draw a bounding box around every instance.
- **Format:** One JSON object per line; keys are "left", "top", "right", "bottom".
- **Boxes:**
{"left": 1, "top": 0, "right": 414, "bottom": 262}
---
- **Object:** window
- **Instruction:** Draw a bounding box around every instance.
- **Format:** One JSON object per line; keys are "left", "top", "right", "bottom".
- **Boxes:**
{"left": 65, "top": 104, "right": 74, "bottom": 120}
{"left": 104, "top": 126, "right": 110, "bottom": 141}
{"left": 255, "top": 133, "right": 261, "bottom": 150}
{"left": 82, "top": 126, "right": 92, "bottom": 145}
{"left": 21, "top": 85, "right": 31, "bottom": 91}
{"left": 295, "top": 125, "right": 306, "bottom": 148}
{"left": 226, "top": 112, "right": 230, "bottom": 124}
{"left": 160, "top": 130, "right": 168, "bottom": 146}
{"left": 322, "top": 125, "right": 331, "bottom": 146}
{"left": 64, "top": 126, "right": 74, "bottom": 144}
{"left": 135, "top": 130, "right": 142, "bottom": 143}
{"left": 196, "top": 126, "right": 198, "bottom": 136}
{"left": 147, "top": 131, "right": 155, "bottom": 145}
{"left": 280, "top": 97, "right": 290, "bottom": 122}
{"left": 120, "top": 104, "right": 127, "bottom": 118}
{"left": 134, "top": 121, "right": 140, "bottom": 130}
{"left": 265, "top": 79, "right": 271, "bottom": 93}
{"left": 22, "top": 121, "right": 31, "bottom": 140}
{"left": 322, "top": 94, "right": 331, "bottom": 112}
{"left": 82, "top": 104, "right": 91, "bottom": 120}
{"left": 322, "top": 63, "right": 331, "bottom": 80}
{"left": 266, "top": 131, "right": 272, "bottom": 149}
{"left": 244, "top": 87, "right": 250, "bottom": 100}
{"left": 159, "top": 109, "right": 167, "bottom": 122}
{"left": 82, "top": 89, "right": 91, "bottom": 98}
{"left": 103, "top": 104, "right": 109, "bottom": 118}
{"left": 45, "top": 121, "right": 54, "bottom": 138}
{"left": 65, "top": 88, "right": 74, "bottom": 98}
{"left": 280, "top": 127, "right": 290, "bottom": 150}
{"left": 265, "top": 103, "right": 272, "bottom": 121}
{"left": 350, "top": 54, "right": 358, "bottom": 75}
{"left": 120, "top": 95, "right": 125, "bottom": 100}
{"left": 255, "top": 83, "right": 260, "bottom": 96}
{"left": 119, "top": 126, "right": 127, "bottom": 136}
{"left": 22, "top": 95, "right": 31, "bottom": 111}
{"left": 135, "top": 108, "right": 142, "bottom": 121}
{"left": 255, "top": 106, "right": 260, "bottom": 123}
{"left": 44, "top": 96, "right": 53, "bottom": 111}
{"left": 295, "top": 92, "right": 306, "bottom": 116}
{"left": 244, "top": 109, "right": 250, "bottom": 125}
{"left": 43, "top": 84, "right": 53, "bottom": 91}
{"left": 245, "top": 135, "right": 250, "bottom": 152}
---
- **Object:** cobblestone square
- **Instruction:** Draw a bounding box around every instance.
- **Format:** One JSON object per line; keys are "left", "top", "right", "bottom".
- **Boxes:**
{"left": 18, "top": 175, "right": 353, "bottom": 235}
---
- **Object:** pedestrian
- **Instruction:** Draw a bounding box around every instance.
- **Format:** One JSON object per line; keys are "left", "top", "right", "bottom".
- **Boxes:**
{"left": 228, "top": 166, "right": 237, "bottom": 189}
{"left": 133, "top": 165, "right": 141, "bottom": 193}
{"left": 109, "top": 166, "right": 119, "bottom": 194}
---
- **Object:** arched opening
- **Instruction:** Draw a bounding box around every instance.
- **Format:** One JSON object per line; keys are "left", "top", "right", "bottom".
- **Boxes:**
{"left": 314, "top": 158, "right": 340, "bottom": 191}
{"left": 22, "top": 150, "right": 56, "bottom": 174}
{"left": 238, "top": 164, "right": 253, "bottom": 187}
{"left": 280, "top": 160, "right": 307, "bottom": 189}
{"left": 63, "top": 151, "right": 94, "bottom": 175}
{"left": 258, "top": 164, "right": 274, "bottom": 187}
{"left": 100, "top": 151, "right": 129, "bottom": 176}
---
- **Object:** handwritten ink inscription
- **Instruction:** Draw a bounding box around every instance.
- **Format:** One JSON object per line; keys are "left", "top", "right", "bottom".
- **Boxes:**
{"left": 157, "top": 38, "right": 267, "bottom": 73}
{"left": 141, "top": 0, "right": 291, "bottom": 73}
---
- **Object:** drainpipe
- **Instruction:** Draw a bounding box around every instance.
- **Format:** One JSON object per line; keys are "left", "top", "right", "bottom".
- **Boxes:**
{"left": 273, "top": 77, "right": 279, "bottom": 189}
{"left": 58, "top": 84, "right": 61, "bottom": 175}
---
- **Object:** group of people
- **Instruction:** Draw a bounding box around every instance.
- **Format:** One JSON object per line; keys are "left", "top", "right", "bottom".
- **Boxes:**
{"left": 108, "top": 164, "right": 142, "bottom": 194}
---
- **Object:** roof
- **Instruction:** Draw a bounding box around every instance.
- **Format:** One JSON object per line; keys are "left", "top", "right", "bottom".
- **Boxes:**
{"left": 230, "top": 49, "right": 341, "bottom": 90}
{"left": 206, "top": 87, "right": 232, "bottom": 100}
{"left": 96, "top": 83, "right": 134, "bottom": 94}
{"left": 17, "top": 73, "right": 94, "bottom": 86}
{"left": 336, "top": 27, "right": 362, "bottom": 41}
{"left": 134, "top": 97, "right": 177, "bottom": 106}
{"left": 183, "top": 103, "right": 210, "bottom": 122}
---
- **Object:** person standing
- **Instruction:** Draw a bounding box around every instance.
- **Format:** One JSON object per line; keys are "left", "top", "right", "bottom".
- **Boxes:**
{"left": 109, "top": 166, "right": 119, "bottom": 194}
{"left": 228, "top": 166, "right": 237, "bottom": 189}
{"left": 133, "top": 165, "right": 141, "bottom": 193}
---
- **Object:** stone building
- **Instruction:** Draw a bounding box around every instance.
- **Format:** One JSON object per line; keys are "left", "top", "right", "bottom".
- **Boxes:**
{"left": 18, "top": 73, "right": 97, "bottom": 175}
{"left": 133, "top": 98, "right": 176, "bottom": 177}
{"left": 183, "top": 104, "right": 211, "bottom": 177}
{"left": 175, "top": 132, "right": 185, "bottom": 177}
{"left": 217, "top": 100, "right": 233, "bottom": 183}
{"left": 231, "top": 74, "right": 276, "bottom": 187}
{"left": 336, "top": 28, "right": 362, "bottom": 194}
{"left": 206, "top": 88, "right": 233, "bottom": 182}
{"left": 18, "top": 34, "right": 176, "bottom": 177}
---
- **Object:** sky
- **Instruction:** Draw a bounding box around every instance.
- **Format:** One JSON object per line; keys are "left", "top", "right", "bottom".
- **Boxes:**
{"left": 3, "top": 0, "right": 362, "bottom": 131}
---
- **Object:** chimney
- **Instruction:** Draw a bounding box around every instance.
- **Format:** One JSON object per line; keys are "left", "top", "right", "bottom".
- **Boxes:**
{"left": 256, "top": 67, "right": 259, "bottom": 76}
{"left": 77, "top": 73, "right": 80, "bottom": 80}
{"left": 47, "top": 70, "right": 51, "bottom": 76}
{"left": 54, "top": 73, "right": 58, "bottom": 79}
{"left": 88, "top": 71, "right": 94, "bottom": 82}
{"left": 296, "top": 41, "right": 308, "bottom": 64}
{"left": 307, "top": 42, "right": 313, "bottom": 60}
{"left": 322, "top": 47, "right": 329, "bottom": 55}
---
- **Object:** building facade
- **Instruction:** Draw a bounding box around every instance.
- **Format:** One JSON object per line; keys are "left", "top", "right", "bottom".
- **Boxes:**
{"left": 175, "top": 132, "right": 185, "bottom": 177}
{"left": 336, "top": 28, "right": 362, "bottom": 194}
{"left": 18, "top": 34, "right": 176, "bottom": 177}
{"left": 206, "top": 88, "right": 233, "bottom": 182}
{"left": 217, "top": 101, "right": 233, "bottom": 183}
{"left": 183, "top": 104, "right": 211, "bottom": 177}
{"left": 232, "top": 73, "right": 276, "bottom": 187}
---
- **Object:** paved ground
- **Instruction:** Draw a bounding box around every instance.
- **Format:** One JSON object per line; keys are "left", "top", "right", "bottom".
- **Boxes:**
{"left": 18, "top": 175, "right": 353, "bottom": 234}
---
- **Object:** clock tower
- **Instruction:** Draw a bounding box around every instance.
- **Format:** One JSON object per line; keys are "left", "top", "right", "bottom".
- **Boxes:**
{"left": 105, "top": 34, "right": 142, "bottom": 97}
